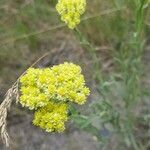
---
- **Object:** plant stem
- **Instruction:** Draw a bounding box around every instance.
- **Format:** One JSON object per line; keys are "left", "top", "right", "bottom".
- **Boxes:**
{"left": 74, "top": 28, "right": 107, "bottom": 97}
{"left": 121, "top": 0, "right": 147, "bottom": 149}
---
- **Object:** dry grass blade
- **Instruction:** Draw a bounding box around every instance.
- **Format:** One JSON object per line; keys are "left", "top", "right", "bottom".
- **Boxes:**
{"left": 0, "top": 52, "right": 50, "bottom": 147}
{"left": 0, "top": 85, "right": 18, "bottom": 147}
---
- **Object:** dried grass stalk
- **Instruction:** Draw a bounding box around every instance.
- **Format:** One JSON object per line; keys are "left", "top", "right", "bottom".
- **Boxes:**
{"left": 0, "top": 52, "right": 50, "bottom": 147}
{"left": 0, "top": 83, "right": 18, "bottom": 147}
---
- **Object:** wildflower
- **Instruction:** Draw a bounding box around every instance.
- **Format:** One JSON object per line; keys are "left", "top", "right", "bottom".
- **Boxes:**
{"left": 33, "top": 102, "right": 68, "bottom": 132}
{"left": 56, "top": 0, "right": 86, "bottom": 29}
{"left": 20, "top": 62, "right": 90, "bottom": 110}
{"left": 50, "top": 62, "right": 90, "bottom": 104}
{"left": 20, "top": 87, "right": 48, "bottom": 110}
{"left": 19, "top": 62, "right": 90, "bottom": 132}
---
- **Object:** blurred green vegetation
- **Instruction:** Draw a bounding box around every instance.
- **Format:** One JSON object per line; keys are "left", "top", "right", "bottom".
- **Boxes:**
{"left": 0, "top": 0, "right": 149, "bottom": 64}
{"left": 0, "top": 0, "right": 149, "bottom": 67}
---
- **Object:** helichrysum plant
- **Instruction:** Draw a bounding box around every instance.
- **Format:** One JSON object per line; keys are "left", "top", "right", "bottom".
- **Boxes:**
{"left": 19, "top": 62, "right": 90, "bottom": 132}
{"left": 56, "top": 0, "right": 86, "bottom": 29}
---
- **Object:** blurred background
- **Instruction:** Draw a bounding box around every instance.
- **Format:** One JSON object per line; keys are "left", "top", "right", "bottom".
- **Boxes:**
{"left": 0, "top": 0, "right": 149, "bottom": 150}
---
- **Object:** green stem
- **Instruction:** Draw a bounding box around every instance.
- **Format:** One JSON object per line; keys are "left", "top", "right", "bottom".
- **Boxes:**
{"left": 122, "top": 1, "right": 147, "bottom": 149}
{"left": 69, "top": 105, "right": 101, "bottom": 140}
{"left": 74, "top": 28, "right": 107, "bottom": 97}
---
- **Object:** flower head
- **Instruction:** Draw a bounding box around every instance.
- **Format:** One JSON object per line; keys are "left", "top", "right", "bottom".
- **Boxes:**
{"left": 20, "top": 68, "right": 49, "bottom": 110}
{"left": 33, "top": 102, "right": 68, "bottom": 132}
{"left": 20, "top": 62, "right": 90, "bottom": 110}
{"left": 56, "top": 0, "right": 86, "bottom": 29}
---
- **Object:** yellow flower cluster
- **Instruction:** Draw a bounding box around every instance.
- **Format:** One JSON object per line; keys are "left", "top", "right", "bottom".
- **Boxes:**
{"left": 19, "top": 62, "right": 90, "bottom": 132}
{"left": 33, "top": 102, "right": 68, "bottom": 132}
{"left": 20, "top": 68, "right": 49, "bottom": 110}
{"left": 56, "top": 0, "right": 86, "bottom": 29}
